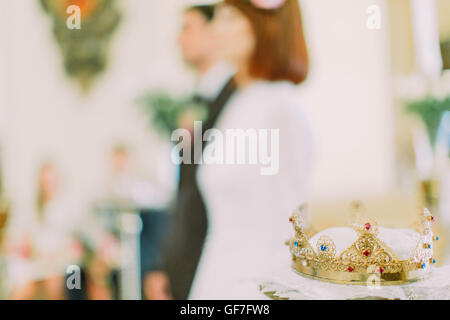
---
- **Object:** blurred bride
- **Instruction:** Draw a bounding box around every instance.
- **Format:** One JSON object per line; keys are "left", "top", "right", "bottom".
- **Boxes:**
{"left": 190, "top": 0, "right": 314, "bottom": 299}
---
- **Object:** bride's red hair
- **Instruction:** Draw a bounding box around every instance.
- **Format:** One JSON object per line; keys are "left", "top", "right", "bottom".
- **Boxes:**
{"left": 225, "top": 0, "right": 309, "bottom": 84}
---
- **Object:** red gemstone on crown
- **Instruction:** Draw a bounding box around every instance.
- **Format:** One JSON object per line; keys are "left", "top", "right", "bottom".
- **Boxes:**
{"left": 363, "top": 250, "right": 371, "bottom": 257}
{"left": 289, "top": 218, "right": 293, "bottom": 222}
{"left": 365, "top": 223, "right": 371, "bottom": 230}
{"left": 379, "top": 267, "right": 384, "bottom": 274}
{"left": 348, "top": 267, "right": 354, "bottom": 272}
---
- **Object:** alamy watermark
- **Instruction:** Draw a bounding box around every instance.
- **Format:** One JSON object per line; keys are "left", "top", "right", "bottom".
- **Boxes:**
{"left": 171, "top": 121, "right": 280, "bottom": 176}
{"left": 66, "top": 5, "right": 81, "bottom": 30}
{"left": 366, "top": 265, "right": 382, "bottom": 290}
{"left": 66, "top": 265, "right": 81, "bottom": 290}
{"left": 366, "top": 5, "right": 381, "bottom": 30}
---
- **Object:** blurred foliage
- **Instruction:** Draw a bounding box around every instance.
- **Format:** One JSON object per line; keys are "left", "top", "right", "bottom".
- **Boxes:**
{"left": 0, "top": 198, "right": 9, "bottom": 247}
{"left": 138, "top": 91, "right": 209, "bottom": 138}
{"left": 441, "top": 40, "right": 450, "bottom": 70}
{"left": 407, "top": 95, "right": 450, "bottom": 147}
{"left": 40, "top": 0, "right": 121, "bottom": 92}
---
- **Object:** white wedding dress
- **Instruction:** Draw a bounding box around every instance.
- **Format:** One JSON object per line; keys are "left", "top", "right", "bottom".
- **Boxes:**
{"left": 189, "top": 81, "right": 314, "bottom": 299}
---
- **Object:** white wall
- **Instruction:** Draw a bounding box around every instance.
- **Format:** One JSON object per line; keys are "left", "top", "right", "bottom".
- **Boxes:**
{"left": 0, "top": 0, "right": 397, "bottom": 223}
{"left": 0, "top": 0, "right": 191, "bottom": 224}
{"left": 300, "top": 0, "right": 395, "bottom": 201}
{"left": 0, "top": 1, "right": 8, "bottom": 143}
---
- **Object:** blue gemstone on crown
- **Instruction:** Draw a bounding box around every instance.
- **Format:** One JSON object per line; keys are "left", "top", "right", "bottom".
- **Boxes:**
{"left": 421, "top": 263, "right": 426, "bottom": 269}
{"left": 294, "top": 241, "right": 299, "bottom": 247}
{"left": 320, "top": 245, "right": 327, "bottom": 251}
{"left": 428, "top": 244, "right": 432, "bottom": 249}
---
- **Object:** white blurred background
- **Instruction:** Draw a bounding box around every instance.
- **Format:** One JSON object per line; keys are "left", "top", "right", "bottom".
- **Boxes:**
{"left": 0, "top": 0, "right": 408, "bottom": 214}
{"left": 0, "top": 0, "right": 449, "bottom": 299}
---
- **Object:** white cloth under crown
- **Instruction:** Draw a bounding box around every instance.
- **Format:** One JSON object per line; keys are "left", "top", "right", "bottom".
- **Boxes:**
{"left": 260, "top": 227, "right": 450, "bottom": 300}
{"left": 309, "top": 227, "right": 421, "bottom": 260}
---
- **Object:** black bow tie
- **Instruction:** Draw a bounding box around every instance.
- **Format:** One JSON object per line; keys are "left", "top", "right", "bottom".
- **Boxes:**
{"left": 192, "top": 95, "right": 212, "bottom": 106}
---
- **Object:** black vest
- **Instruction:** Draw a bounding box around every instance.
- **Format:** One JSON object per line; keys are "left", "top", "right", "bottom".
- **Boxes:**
{"left": 163, "top": 78, "right": 237, "bottom": 299}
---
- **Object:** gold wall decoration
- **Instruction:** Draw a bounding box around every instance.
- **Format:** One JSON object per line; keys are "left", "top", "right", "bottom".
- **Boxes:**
{"left": 40, "top": 0, "right": 121, "bottom": 92}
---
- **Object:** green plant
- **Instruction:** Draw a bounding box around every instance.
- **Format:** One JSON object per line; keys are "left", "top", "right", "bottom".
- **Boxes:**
{"left": 138, "top": 90, "right": 208, "bottom": 137}
{"left": 406, "top": 95, "right": 450, "bottom": 148}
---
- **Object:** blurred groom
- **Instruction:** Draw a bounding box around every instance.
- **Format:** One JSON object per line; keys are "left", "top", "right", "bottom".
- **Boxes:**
{"left": 144, "top": 0, "right": 236, "bottom": 300}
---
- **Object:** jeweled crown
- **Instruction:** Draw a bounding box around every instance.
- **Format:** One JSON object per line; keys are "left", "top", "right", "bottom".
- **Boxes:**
{"left": 287, "top": 203, "right": 437, "bottom": 285}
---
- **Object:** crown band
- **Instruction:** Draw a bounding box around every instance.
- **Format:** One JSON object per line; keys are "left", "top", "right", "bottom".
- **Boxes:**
{"left": 291, "top": 252, "right": 429, "bottom": 285}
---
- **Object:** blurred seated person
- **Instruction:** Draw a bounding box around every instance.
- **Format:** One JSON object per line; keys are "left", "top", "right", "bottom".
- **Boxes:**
{"left": 91, "top": 144, "right": 171, "bottom": 299}
{"left": 105, "top": 144, "right": 169, "bottom": 209}
{"left": 6, "top": 162, "right": 80, "bottom": 299}
{"left": 88, "top": 145, "right": 134, "bottom": 300}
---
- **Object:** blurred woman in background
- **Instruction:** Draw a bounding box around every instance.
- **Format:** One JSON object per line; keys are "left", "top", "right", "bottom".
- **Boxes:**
{"left": 8, "top": 162, "right": 78, "bottom": 299}
{"left": 190, "top": 0, "right": 314, "bottom": 299}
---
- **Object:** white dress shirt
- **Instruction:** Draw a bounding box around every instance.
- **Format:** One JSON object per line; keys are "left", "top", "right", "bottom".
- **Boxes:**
{"left": 195, "top": 61, "right": 235, "bottom": 100}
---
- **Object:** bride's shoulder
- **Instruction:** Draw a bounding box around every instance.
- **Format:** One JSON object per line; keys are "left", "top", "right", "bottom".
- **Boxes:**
{"left": 243, "top": 80, "right": 302, "bottom": 101}
{"left": 246, "top": 80, "right": 299, "bottom": 94}
{"left": 240, "top": 80, "right": 305, "bottom": 114}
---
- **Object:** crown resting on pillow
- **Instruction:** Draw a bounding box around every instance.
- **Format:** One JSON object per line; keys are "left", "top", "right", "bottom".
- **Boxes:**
{"left": 287, "top": 204, "right": 437, "bottom": 285}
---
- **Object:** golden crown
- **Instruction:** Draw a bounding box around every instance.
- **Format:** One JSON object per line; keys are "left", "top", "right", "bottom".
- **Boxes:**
{"left": 287, "top": 203, "right": 438, "bottom": 285}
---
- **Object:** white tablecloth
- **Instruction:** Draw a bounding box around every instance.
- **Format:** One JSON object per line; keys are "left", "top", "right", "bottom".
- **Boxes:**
{"left": 259, "top": 257, "right": 450, "bottom": 300}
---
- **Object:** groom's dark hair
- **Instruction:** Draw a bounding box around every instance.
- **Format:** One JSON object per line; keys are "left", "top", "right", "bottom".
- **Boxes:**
{"left": 186, "top": 5, "right": 216, "bottom": 22}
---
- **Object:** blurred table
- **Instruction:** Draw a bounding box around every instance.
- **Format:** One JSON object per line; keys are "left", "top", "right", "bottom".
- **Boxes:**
{"left": 96, "top": 202, "right": 143, "bottom": 300}
{"left": 96, "top": 203, "right": 170, "bottom": 300}
{"left": 118, "top": 211, "right": 143, "bottom": 300}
